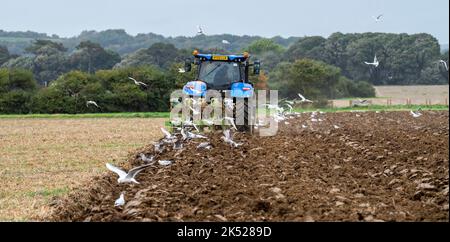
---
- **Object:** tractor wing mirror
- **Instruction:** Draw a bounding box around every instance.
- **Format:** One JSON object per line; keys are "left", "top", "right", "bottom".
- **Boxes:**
{"left": 184, "top": 59, "right": 192, "bottom": 72}
{"left": 253, "top": 60, "right": 261, "bottom": 75}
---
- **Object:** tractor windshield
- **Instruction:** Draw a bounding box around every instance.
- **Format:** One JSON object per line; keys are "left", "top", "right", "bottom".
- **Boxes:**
{"left": 198, "top": 61, "right": 243, "bottom": 89}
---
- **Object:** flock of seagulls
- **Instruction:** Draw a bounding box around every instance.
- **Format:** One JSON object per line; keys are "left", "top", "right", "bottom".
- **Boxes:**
{"left": 103, "top": 20, "right": 435, "bottom": 207}
{"left": 107, "top": 117, "right": 245, "bottom": 207}
{"left": 365, "top": 13, "right": 447, "bottom": 78}
{"left": 196, "top": 25, "right": 231, "bottom": 46}
{"left": 106, "top": 89, "right": 426, "bottom": 207}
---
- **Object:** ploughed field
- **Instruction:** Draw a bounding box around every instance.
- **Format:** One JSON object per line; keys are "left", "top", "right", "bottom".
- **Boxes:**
{"left": 49, "top": 111, "right": 449, "bottom": 221}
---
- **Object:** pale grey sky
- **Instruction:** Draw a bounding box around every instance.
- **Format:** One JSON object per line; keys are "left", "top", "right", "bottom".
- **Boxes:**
{"left": 1, "top": 0, "right": 448, "bottom": 44}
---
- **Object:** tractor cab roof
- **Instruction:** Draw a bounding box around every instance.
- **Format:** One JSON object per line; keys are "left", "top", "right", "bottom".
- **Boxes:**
{"left": 193, "top": 50, "right": 249, "bottom": 62}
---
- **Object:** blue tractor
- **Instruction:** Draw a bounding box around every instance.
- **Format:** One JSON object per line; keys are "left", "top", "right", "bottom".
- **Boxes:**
{"left": 175, "top": 50, "right": 261, "bottom": 133}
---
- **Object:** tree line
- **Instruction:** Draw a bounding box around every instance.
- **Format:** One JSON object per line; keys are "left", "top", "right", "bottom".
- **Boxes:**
{"left": 0, "top": 31, "right": 448, "bottom": 114}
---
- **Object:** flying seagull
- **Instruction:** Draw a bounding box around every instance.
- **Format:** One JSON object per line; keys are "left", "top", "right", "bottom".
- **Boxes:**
{"left": 365, "top": 55, "right": 379, "bottom": 67}
{"left": 181, "top": 128, "right": 207, "bottom": 140}
{"left": 106, "top": 163, "right": 153, "bottom": 184}
{"left": 183, "top": 119, "right": 199, "bottom": 132}
{"left": 410, "top": 110, "right": 422, "bottom": 118}
{"left": 114, "top": 192, "right": 125, "bottom": 207}
{"left": 161, "top": 127, "right": 175, "bottom": 140}
{"left": 373, "top": 14, "right": 383, "bottom": 22}
{"left": 298, "top": 93, "right": 313, "bottom": 103}
{"left": 285, "top": 103, "right": 293, "bottom": 113}
{"left": 178, "top": 68, "right": 186, "bottom": 73}
{"left": 222, "top": 39, "right": 230, "bottom": 44}
{"left": 197, "top": 25, "right": 205, "bottom": 35}
{"left": 224, "top": 117, "right": 238, "bottom": 130}
{"left": 128, "top": 77, "right": 148, "bottom": 87}
{"left": 284, "top": 100, "right": 295, "bottom": 105}
{"left": 439, "top": 60, "right": 448, "bottom": 71}
{"left": 221, "top": 129, "right": 242, "bottom": 148}
{"left": 86, "top": 101, "right": 100, "bottom": 108}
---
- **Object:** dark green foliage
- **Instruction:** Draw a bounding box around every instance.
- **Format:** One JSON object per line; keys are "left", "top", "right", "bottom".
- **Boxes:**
{"left": 1, "top": 29, "right": 300, "bottom": 56}
{"left": 115, "top": 43, "right": 184, "bottom": 69}
{"left": 2, "top": 40, "right": 69, "bottom": 85}
{"left": 69, "top": 41, "right": 121, "bottom": 73}
{"left": 0, "top": 68, "right": 37, "bottom": 113}
{"left": 285, "top": 32, "right": 446, "bottom": 85}
{"left": 0, "top": 46, "right": 12, "bottom": 66}
{"left": 29, "top": 66, "right": 172, "bottom": 114}
{"left": 269, "top": 59, "right": 375, "bottom": 100}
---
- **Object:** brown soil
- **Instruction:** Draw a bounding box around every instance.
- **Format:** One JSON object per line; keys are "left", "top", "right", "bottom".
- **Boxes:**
{"left": 48, "top": 111, "right": 449, "bottom": 222}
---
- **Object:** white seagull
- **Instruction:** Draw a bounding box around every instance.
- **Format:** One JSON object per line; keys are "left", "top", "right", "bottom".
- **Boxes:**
{"left": 178, "top": 68, "right": 186, "bottom": 73}
{"left": 181, "top": 128, "right": 207, "bottom": 140}
{"left": 140, "top": 153, "right": 154, "bottom": 164}
{"left": 161, "top": 127, "right": 175, "bottom": 139}
{"left": 285, "top": 104, "right": 293, "bottom": 113}
{"left": 221, "top": 129, "right": 242, "bottom": 148}
{"left": 284, "top": 100, "right": 295, "bottom": 105}
{"left": 86, "top": 101, "right": 100, "bottom": 108}
{"left": 183, "top": 119, "right": 199, "bottom": 132}
{"left": 158, "top": 160, "right": 173, "bottom": 166}
{"left": 298, "top": 93, "right": 313, "bottom": 103}
{"left": 197, "top": 25, "right": 205, "bottom": 35}
{"left": 373, "top": 14, "right": 383, "bottom": 22}
{"left": 439, "top": 60, "right": 448, "bottom": 71}
{"left": 114, "top": 192, "right": 125, "bottom": 207}
{"left": 128, "top": 77, "right": 148, "bottom": 87}
{"left": 222, "top": 39, "right": 230, "bottom": 44}
{"left": 365, "top": 55, "right": 380, "bottom": 67}
{"left": 154, "top": 142, "right": 163, "bottom": 153}
{"left": 197, "top": 142, "right": 212, "bottom": 149}
{"left": 106, "top": 163, "right": 153, "bottom": 184}
{"left": 224, "top": 117, "right": 238, "bottom": 130}
{"left": 410, "top": 110, "right": 422, "bottom": 118}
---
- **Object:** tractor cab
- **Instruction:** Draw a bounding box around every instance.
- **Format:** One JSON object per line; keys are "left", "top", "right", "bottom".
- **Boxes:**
{"left": 182, "top": 50, "right": 260, "bottom": 97}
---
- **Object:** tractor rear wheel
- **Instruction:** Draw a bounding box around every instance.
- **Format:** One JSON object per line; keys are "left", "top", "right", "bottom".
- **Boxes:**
{"left": 235, "top": 98, "right": 254, "bottom": 134}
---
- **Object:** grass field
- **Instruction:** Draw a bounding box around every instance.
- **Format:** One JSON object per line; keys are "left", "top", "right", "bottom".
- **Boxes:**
{"left": 0, "top": 112, "right": 169, "bottom": 119}
{"left": 0, "top": 118, "right": 165, "bottom": 221}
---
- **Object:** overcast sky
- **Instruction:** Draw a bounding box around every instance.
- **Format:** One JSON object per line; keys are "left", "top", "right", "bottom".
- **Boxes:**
{"left": 1, "top": 0, "right": 448, "bottom": 44}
